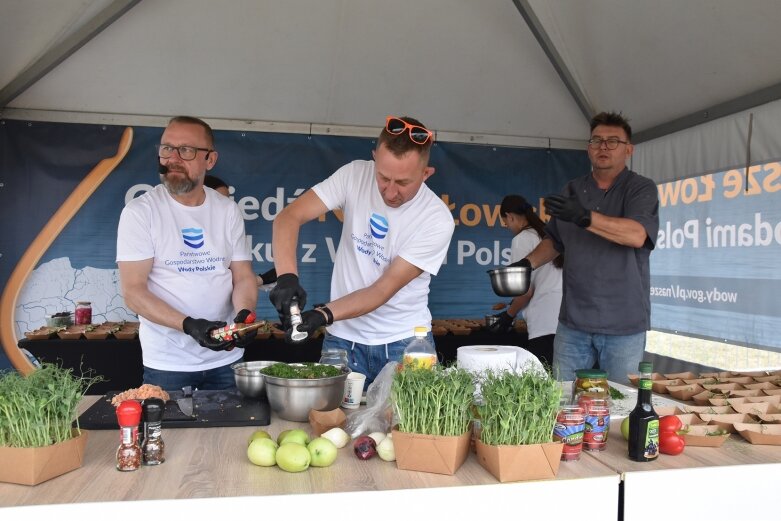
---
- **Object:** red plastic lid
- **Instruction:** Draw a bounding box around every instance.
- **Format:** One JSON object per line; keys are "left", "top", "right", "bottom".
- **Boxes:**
{"left": 116, "top": 400, "right": 142, "bottom": 427}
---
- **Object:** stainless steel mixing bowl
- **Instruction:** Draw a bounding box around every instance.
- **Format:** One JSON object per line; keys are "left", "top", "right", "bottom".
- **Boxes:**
{"left": 487, "top": 266, "right": 531, "bottom": 296}
{"left": 232, "top": 360, "right": 275, "bottom": 399}
{"left": 263, "top": 365, "right": 350, "bottom": 421}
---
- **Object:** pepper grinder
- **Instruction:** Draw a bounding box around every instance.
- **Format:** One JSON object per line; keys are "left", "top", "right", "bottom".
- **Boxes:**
{"left": 141, "top": 398, "right": 166, "bottom": 465}
{"left": 287, "top": 296, "right": 308, "bottom": 343}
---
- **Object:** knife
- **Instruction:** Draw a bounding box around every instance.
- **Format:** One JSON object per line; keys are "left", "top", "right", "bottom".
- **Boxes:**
{"left": 177, "top": 385, "right": 194, "bottom": 417}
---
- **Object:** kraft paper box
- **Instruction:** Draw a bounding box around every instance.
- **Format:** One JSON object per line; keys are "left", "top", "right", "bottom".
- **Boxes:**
{"left": 0, "top": 430, "right": 89, "bottom": 486}
{"left": 735, "top": 423, "right": 781, "bottom": 445}
{"left": 682, "top": 425, "right": 730, "bottom": 447}
{"left": 392, "top": 428, "right": 470, "bottom": 475}
{"left": 475, "top": 439, "right": 563, "bottom": 483}
{"left": 308, "top": 408, "right": 346, "bottom": 436}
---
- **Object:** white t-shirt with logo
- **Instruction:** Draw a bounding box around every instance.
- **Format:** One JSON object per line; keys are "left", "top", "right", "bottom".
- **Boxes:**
{"left": 116, "top": 184, "right": 251, "bottom": 371}
{"left": 313, "top": 159, "right": 455, "bottom": 344}
{"left": 510, "top": 229, "right": 563, "bottom": 339}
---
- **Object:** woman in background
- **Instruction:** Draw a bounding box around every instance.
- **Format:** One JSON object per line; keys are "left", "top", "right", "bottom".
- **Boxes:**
{"left": 488, "top": 194, "right": 563, "bottom": 360}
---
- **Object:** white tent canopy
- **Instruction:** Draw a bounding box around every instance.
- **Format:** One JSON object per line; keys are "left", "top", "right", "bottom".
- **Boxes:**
{"left": 3, "top": 0, "right": 781, "bottom": 162}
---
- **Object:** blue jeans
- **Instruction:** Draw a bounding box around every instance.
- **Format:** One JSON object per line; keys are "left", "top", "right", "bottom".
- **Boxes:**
{"left": 552, "top": 322, "right": 646, "bottom": 385}
{"left": 322, "top": 332, "right": 436, "bottom": 387}
{"left": 143, "top": 362, "right": 239, "bottom": 391}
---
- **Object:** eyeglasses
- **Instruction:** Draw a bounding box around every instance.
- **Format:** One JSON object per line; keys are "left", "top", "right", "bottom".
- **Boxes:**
{"left": 385, "top": 116, "right": 434, "bottom": 145}
{"left": 157, "top": 144, "right": 213, "bottom": 161}
{"left": 587, "top": 137, "right": 629, "bottom": 150}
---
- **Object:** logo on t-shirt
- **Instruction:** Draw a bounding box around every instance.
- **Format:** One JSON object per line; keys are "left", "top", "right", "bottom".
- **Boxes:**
{"left": 369, "top": 213, "right": 388, "bottom": 239}
{"left": 181, "top": 227, "right": 205, "bottom": 249}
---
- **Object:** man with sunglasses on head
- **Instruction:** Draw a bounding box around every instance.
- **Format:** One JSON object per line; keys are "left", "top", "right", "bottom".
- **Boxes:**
{"left": 270, "top": 116, "right": 455, "bottom": 386}
{"left": 116, "top": 116, "right": 258, "bottom": 391}
{"left": 514, "top": 112, "right": 659, "bottom": 385}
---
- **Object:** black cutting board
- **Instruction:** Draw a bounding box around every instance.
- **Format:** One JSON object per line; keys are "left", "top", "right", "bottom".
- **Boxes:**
{"left": 77, "top": 389, "right": 270, "bottom": 429}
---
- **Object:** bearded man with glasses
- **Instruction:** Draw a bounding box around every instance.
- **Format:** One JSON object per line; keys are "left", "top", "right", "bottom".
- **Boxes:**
{"left": 513, "top": 112, "right": 659, "bottom": 385}
{"left": 116, "top": 116, "right": 258, "bottom": 391}
{"left": 270, "top": 116, "right": 455, "bottom": 387}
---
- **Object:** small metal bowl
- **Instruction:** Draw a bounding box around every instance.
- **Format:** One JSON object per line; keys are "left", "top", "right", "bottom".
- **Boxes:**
{"left": 231, "top": 360, "right": 275, "bottom": 399}
{"left": 487, "top": 266, "right": 531, "bottom": 296}
{"left": 485, "top": 314, "right": 499, "bottom": 327}
{"left": 263, "top": 365, "right": 350, "bottom": 422}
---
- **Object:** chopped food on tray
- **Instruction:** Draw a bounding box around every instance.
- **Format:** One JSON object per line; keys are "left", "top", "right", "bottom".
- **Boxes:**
{"left": 111, "top": 384, "right": 170, "bottom": 406}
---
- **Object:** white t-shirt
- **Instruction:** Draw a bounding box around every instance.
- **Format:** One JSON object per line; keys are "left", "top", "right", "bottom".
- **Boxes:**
{"left": 510, "top": 229, "right": 563, "bottom": 339}
{"left": 313, "top": 159, "right": 455, "bottom": 343}
{"left": 116, "top": 185, "right": 251, "bottom": 371}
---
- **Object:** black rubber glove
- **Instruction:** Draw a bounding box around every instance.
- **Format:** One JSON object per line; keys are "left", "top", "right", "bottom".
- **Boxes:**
{"left": 487, "top": 311, "right": 515, "bottom": 334}
{"left": 182, "top": 316, "right": 231, "bottom": 351}
{"left": 544, "top": 194, "right": 591, "bottom": 228}
{"left": 232, "top": 309, "right": 257, "bottom": 348}
{"left": 508, "top": 258, "right": 533, "bottom": 270}
{"left": 295, "top": 309, "right": 328, "bottom": 336}
{"left": 257, "top": 268, "right": 277, "bottom": 285}
{"left": 269, "top": 273, "right": 307, "bottom": 326}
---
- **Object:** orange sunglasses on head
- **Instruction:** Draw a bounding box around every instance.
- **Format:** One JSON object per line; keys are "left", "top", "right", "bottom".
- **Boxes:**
{"left": 385, "top": 116, "right": 434, "bottom": 145}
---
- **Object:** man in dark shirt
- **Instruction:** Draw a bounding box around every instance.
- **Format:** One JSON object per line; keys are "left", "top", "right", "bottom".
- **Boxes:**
{"left": 518, "top": 112, "right": 659, "bottom": 384}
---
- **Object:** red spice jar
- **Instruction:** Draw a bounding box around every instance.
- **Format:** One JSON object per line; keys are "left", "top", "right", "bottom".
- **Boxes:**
{"left": 116, "top": 400, "right": 142, "bottom": 471}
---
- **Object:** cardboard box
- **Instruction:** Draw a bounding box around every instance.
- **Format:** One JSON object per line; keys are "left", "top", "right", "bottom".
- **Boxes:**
{"left": 308, "top": 408, "right": 346, "bottom": 436}
{"left": 682, "top": 425, "right": 730, "bottom": 447}
{"left": 475, "top": 439, "right": 563, "bottom": 483}
{"left": 697, "top": 413, "right": 757, "bottom": 433}
{"left": 682, "top": 404, "right": 734, "bottom": 414}
{"left": 392, "top": 428, "right": 470, "bottom": 475}
{"left": 0, "top": 430, "right": 88, "bottom": 486}
{"left": 663, "top": 371, "right": 698, "bottom": 380}
{"left": 734, "top": 423, "right": 781, "bottom": 445}
{"left": 667, "top": 384, "right": 705, "bottom": 401}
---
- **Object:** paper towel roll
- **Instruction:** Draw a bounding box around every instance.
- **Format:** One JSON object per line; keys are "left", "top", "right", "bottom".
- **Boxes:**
{"left": 457, "top": 345, "right": 543, "bottom": 375}
{"left": 457, "top": 345, "right": 521, "bottom": 374}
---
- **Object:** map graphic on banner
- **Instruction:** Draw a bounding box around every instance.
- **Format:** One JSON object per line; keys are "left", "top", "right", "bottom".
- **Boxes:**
{"left": 1, "top": 120, "right": 587, "bottom": 340}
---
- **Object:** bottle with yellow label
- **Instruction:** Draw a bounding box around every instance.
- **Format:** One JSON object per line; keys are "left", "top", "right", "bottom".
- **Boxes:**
{"left": 402, "top": 326, "right": 438, "bottom": 369}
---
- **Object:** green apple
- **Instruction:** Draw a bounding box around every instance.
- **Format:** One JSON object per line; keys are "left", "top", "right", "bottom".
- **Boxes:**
{"left": 247, "top": 438, "right": 278, "bottom": 466}
{"left": 621, "top": 417, "right": 630, "bottom": 441}
{"left": 248, "top": 429, "right": 272, "bottom": 446}
{"left": 307, "top": 437, "right": 338, "bottom": 467}
{"left": 276, "top": 443, "right": 311, "bottom": 472}
{"left": 278, "top": 428, "right": 310, "bottom": 446}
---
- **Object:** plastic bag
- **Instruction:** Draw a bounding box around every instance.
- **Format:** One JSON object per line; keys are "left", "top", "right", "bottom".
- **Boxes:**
{"left": 344, "top": 361, "right": 397, "bottom": 438}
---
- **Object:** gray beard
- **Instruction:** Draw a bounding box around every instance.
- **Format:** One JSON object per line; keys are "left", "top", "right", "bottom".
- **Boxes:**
{"left": 160, "top": 173, "right": 197, "bottom": 195}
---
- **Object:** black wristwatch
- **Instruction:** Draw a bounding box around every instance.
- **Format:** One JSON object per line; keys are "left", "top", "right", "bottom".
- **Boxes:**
{"left": 577, "top": 211, "right": 592, "bottom": 228}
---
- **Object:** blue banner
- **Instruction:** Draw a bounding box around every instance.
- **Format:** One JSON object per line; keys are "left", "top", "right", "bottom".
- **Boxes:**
{"left": 1, "top": 120, "right": 587, "bottom": 339}
{"left": 651, "top": 163, "right": 781, "bottom": 351}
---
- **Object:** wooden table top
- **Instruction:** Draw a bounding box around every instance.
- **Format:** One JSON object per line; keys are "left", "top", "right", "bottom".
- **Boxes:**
{"left": 1, "top": 397, "right": 616, "bottom": 508}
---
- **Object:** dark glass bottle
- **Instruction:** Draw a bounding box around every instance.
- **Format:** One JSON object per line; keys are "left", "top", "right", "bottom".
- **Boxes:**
{"left": 628, "top": 361, "right": 660, "bottom": 462}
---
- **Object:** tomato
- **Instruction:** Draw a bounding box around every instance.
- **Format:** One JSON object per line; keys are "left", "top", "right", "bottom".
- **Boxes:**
{"left": 659, "top": 415, "right": 683, "bottom": 434}
{"left": 659, "top": 431, "right": 685, "bottom": 455}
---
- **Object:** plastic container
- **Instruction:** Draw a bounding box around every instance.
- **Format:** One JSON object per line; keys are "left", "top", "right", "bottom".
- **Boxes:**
{"left": 402, "top": 327, "right": 437, "bottom": 369}
{"left": 74, "top": 302, "right": 92, "bottom": 325}
{"left": 319, "top": 349, "right": 349, "bottom": 369}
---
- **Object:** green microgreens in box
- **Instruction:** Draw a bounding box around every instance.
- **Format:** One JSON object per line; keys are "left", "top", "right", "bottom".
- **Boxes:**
{"left": 0, "top": 363, "right": 102, "bottom": 448}
{"left": 392, "top": 365, "right": 474, "bottom": 436}
{"left": 477, "top": 367, "right": 562, "bottom": 446}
